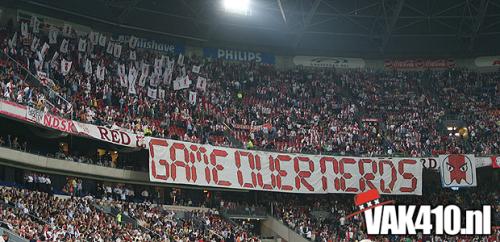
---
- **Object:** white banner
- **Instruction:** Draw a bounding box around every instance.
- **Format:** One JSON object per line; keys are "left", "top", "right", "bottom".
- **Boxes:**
{"left": 293, "top": 56, "right": 366, "bottom": 68}
{"left": 25, "top": 106, "right": 76, "bottom": 134}
{"left": 147, "top": 86, "right": 157, "bottom": 99}
{"left": 439, "top": 154, "right": 477, "bottom": 188}
{"left": 26, "top": 106, "right": 44, "bottom": 124}
{"left": 85, "top": 59, "right": 92, "bottom": 75}
{"left": 74, "top": 122, "right": 144, "bottom": 148}
{"left": 113, "top": 44, "right": 122, "bottom": 58}
{"left": 192, "top": 65, "right": 200, "bottom": 74}
{"left": 40, "top": 42, "right": 50, "bottom": 59}
{"left": 189, "top": 91, "right": 197, "bottom": 105}
{"left": 196, "top": 76, "right": 207, "bottom": 91}
{"left": 99, "top": 34, "right": 107, "bottom": 47}
{"left": 61, "top": 59, "right": 72, "bottom": 76}
{"left": 32, "top": 17, "right": 40, "bottom": 33}
{"left": 89, "top": 31, "right": 99, "bottom": 45}
{"left": 78, "top": 38, "right": 87, "bottom": 52}
{"left": 129, "top": 50, "right": 136, "bottom": 61}
{"left": 106, "top": 42, "right": 114, "bottom": 55}
{"left": 60, "top": 39, "right": 69, "bottom": 53}
{"left": 48, "top": 28, "right": 58, "bottom": 44}
{"left": 474, "top": 56, "right": 500, "bottom": 67}
{"left": 129, "top": 36, "right": 138, "bottom": 49}
{"left": 147, "top": 138, "right": 423, "bottom": 195}
{"left": 62, "top": 24, "right": 72, "bottom": 37}
{"left": 30, "top": 36, "right": 39, "bottom": 52}
{"left": 96, "top": 65, "right": 106, "bottom": 81}
{"left": 173, "top": 76, "right": 190, "bottom": 90}
{"left": 21, "top": 22, "right": 28, "bottom": 37}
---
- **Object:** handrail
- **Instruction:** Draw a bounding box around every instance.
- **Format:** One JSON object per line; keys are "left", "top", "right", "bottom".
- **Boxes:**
{"left": 0, "top": 52, "right": 73, "bottom": 118}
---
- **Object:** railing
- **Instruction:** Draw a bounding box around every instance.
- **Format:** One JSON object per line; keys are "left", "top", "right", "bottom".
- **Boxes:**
{"left": 0, "top": 52, "right": 73, "bottom": 119}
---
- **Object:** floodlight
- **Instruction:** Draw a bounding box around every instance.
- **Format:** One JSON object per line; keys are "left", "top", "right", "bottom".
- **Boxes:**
{"left": 223, "top": 0, "right": 250, "bottom": 15}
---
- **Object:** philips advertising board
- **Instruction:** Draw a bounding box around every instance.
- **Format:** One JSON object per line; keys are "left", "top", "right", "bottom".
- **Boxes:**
{"left": 203, "top": 48, "right": 275, "bottom": 64}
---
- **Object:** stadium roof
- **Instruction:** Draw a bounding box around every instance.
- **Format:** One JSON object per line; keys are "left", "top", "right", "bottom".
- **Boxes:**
{"left": 7, "top": 0, "right": 500, "bottom": 58}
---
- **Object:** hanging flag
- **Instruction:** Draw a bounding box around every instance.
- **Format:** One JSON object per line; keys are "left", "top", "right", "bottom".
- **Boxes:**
{"left": 99, "top": 34, "right": 107, "bottom": 47}
{"left": 162, "top": 66, "right": 172, "bottom": 85}
{"left": 113, "top": 44, "right": 122, "bottom": 58}
{"left": 127, "top": 66, "right": 137, "bottom": 87}
{"left": 153, "top": 65, "right": 162, "bottom": 77}
{"left": 106, "top": 42, "right": 114, "bottom": 55}
{"left": 34, "top": 59, "right": 42, "bottom": 71}
{"left": 61, "top": 59, "right": 72, "bottom": 76}
{"left": 50, "top": 52, "right": 59, "bottom": 67}
{"left": 40, "top": 42, "right": 50, "bottom": 59}
{"left": 89, "top": 32, "right": 99, "bottom": 45}
{"left": 196, "top": 76, "right": 207, "bottom": 91}
{"left": 85, "top": 59, "right": 92, "bottom": 75}
{"left": 21, "top": 22, "right": 29, "bottom": 37}
{"left": 118, "top": 64, "right": 127, "bottom": 87}
{"left": 78, "top": 39, "right": 87, "bottom": 52}
{"left": 8, "top": 32, "right": 17, "bottom": 53}
{"left": 60, "top": 39, "right": 69, "bottom": 53}
{"left": 192, "top": 65, "right": 201, "bottom": 74}
{"left": 189, "top": 91, "right": 197, "bottom": 105}
{"left": 154, "top": 58, "right": 162, "bottom": 69}
{"left": 147, "top": 86, "right": 157, "bottom": 99}
{"left": 128, "top": 81, "right": 137, "bottom": 95}
{"left": 178, "top": 53, "right": 184, "bottom": 66}
{"left": 158, "top": 88, "right": 165, "bottom": 99}
{"left": 62, "top": 24, "right": 72, "bottom": 37}
{"left": 139, "top": 64, "right": 149, "bottom": 87}
{"left": 128, "top": 67, "right": 137, "bottom": 95}
{"left": 129, "top": 36, "right": 138, "bottom": 49}
{"left": 32, "top": 17, "right": 40, "bottom": 34}
{"left": 30, "top": 36, "right": 40, "bottom": 52}
{"left": 167, "top": 58, "right": 175, "bottom": 70}
{"left": 181, "top": 66, "right": 186, "bottom": 77}
{"left": 96, "top": 64, "right": 106, "bottom": 80}
{"left": 87, "top": 41, "right": 94, "bottom": 53}
{"left": 161, "top": 56, "right": 169, "bottom": 67}
{"left": 129, "top": 50, "right": 136, "bottom": 60}
{"left": 173, "top": 76, "right": 190, "bottom": 90}
{"left": 49, "top": 28, "right": 58, "bottom": 44}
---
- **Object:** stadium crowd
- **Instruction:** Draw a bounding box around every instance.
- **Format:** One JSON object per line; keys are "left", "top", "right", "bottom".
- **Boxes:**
{"left": 0, "top": 18, "right": 499, "bottom": 242}
{"left": 0, "top": 21, "right": 499, "bottom": 158}
{"left": 0, "top": 169, "right": 497, "bottom": 242}
{"left": 0, "top": 180, "right": 259, "bottom": 241}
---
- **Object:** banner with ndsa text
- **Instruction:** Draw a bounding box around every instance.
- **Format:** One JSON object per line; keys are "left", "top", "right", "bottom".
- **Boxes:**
{"left": 26, "top": 107, "right": 76, "bottom": 134}
{"left": 114, "top": 35, "right": 185, "bottom": 54}
{"left": 147, "top": 137, "right": 423, "bottom": 195}
{"left": 474, "top": 56, "right": 500, "bottom": 67}
{"left": 203, "top": 48, "right": 275, "bottom": 64}
{"left": 293, "top": 56, "right": 366, "bottom": 68}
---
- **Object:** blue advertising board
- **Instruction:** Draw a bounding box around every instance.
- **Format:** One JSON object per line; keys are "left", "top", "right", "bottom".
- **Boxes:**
{"left": 203, "top": 48, "right": 275, "bottom": 64}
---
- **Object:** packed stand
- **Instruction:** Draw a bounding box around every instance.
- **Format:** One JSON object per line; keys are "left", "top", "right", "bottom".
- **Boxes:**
{"left": 0, "top": 20, "right": 499, "bottom": 158}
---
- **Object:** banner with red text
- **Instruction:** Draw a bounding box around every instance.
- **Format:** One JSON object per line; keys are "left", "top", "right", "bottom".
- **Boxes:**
{"left": 147, "top": 138, "right": 423, "bottom": 195}
{"left": 73, "top": 122, "right": 144, "bottom": 148}
{"left": 384, "top": 59, "right": 455, "bottom": 69}
{"left": 26, "top": 107, "right": 76, "bottom": 134}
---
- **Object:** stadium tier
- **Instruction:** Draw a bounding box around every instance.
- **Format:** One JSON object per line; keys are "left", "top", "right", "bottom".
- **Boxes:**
{"left": 0, "top": 1, "right": 499, "bottom": 242}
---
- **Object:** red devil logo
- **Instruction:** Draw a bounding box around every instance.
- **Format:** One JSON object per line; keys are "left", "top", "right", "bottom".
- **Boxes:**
{"left": 441, "top": 154, "right": 474, "bottom": 186}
